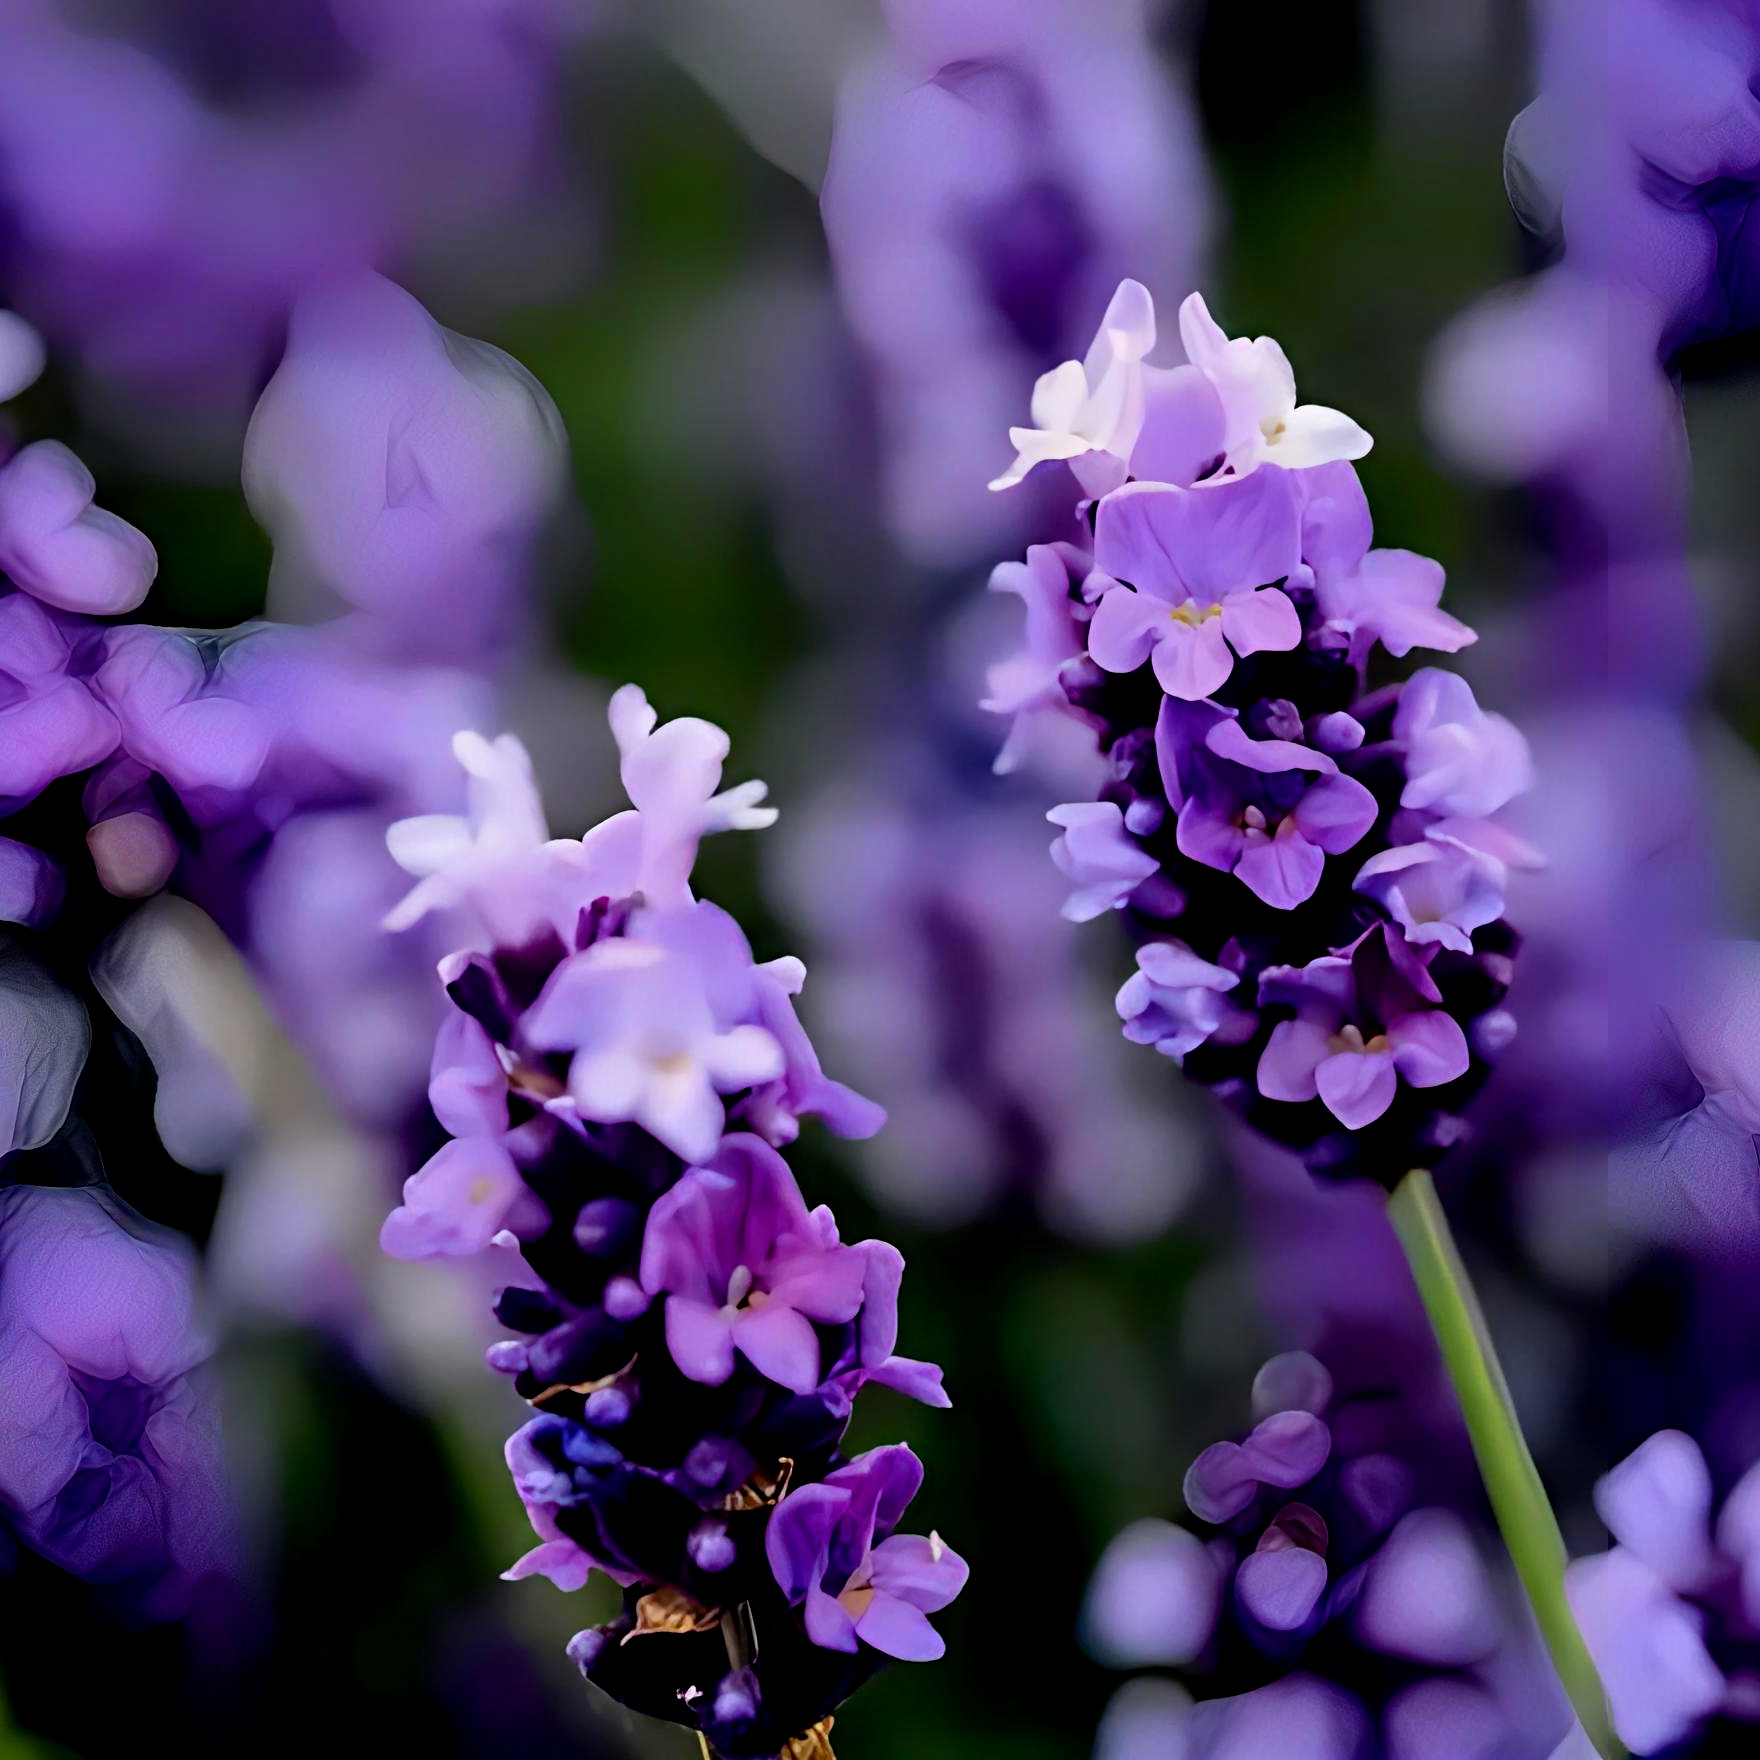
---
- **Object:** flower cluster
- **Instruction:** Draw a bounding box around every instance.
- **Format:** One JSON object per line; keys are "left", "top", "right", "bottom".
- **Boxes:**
{"left": 381, "top": 690, "right": 964, "bottom": 1759}
{"left": 986, "top": 282, "right": 1535, "bottom": 1184}
{"left": 1568, "top": 1429, "right": 1760, "bottom": 1755}
{"left": 1083, "top": 1352, "right": 1566, "bottom": 1760}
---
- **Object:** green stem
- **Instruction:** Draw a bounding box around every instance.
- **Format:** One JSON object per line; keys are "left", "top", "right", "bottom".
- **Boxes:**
{"left": 1386, "top": 1168, "right": 1623, "bottom": 1760}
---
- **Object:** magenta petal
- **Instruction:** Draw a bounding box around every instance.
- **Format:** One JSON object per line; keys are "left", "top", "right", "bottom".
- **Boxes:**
{"left": 1151, "top": 616, "right": 1234, "bottom": 700}
{"left": 1236, "top": 1547, "right": 1329, "bottom": 1632}
{"left": 1257, "top": 1018, "right": 1332, "bottom": 1103}
{"left": 1386, "top": 1012, "right": 1470, "bottom": 1090}
{"left": 1220, "top": 585, "right": 1301, "bottom": 657}
{"left": 1087, "top": 585, "right": 1167, "bottom": 675}
{"left": 1234, "top": 821, "right": 1325, "bottom": 908}
{"left": 855, "top": 1591, "right": 945, "bottom": 1660}
{"left": 663, "top": 1296, "right": 738, "bottom": 1386}
{"left": 732, "top": 1302, "right": 821, "bottom": 1394}
{"left": 1315, "top": 1050, "right": 1398, "bottom": 1129}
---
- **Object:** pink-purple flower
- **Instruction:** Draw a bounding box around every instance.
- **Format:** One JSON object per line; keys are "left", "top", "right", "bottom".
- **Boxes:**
{"left": 1257, "top": 927, "right": 1471, "bottom": 1131}
{"left": 765, "top": 1445, "right": 968, "bottom": 1662}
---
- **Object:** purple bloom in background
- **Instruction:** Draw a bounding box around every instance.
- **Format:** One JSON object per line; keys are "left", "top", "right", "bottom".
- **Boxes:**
{"left": 242, "top": 272, "right": 569, "bottom": 664}
{"left": 1084, "top": 1352, "right": 1570, "bottom": 1759}
{"left": 1568, "top": 1428, "right": 1760, "bottom": 1754}
{"left": 766, "top": 1444, "right": 967, "bottom": 1662}
{"left": 0, "top": 1184, "right": 235, "bottom": 1620}
{"left": 769, "top": 749, "right": 1201, "bottom": 1242}
{"left": 381, "top": 691, "right": 961, "bottom": 1758}
{"left": 0, "top": 0, "right": 589, "bottom": 431}
{"left": 981, "top": 541, "right": 1087, "bottom": 775}
{"left": 822, "top": 0, "right": 1209, "bottom": 564}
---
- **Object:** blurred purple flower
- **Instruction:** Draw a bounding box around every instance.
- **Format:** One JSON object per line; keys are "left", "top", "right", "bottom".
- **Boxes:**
{"left": 822, "top": 0, "right": 1209, "bottom": 563}
{"left": 0, "top": 1184, "right": 234, "bottom": 1620}
{"left": 1568, "top": 1428, "right": 1760, "bottom": 1754}
{"left": 0, "top": 0, "right": 588, "bottom": 427}
{"left": 1086, "top": 1351, "right": 1570, "bottom": 1759}
{"left": 242, "top": 273, "right": 569, "bottom": 663}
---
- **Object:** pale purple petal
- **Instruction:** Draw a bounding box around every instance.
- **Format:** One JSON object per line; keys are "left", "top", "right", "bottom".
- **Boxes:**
{"left": 1150, "top": 615, "right": 1235, "bottom": 701}
{"left": 1220, "top": 585, "right": 1301, "bottom": 657}
{"left": 1258, "top": 1019, "right": 1333, "bottom": 1104}
{"left": 1094, "top": 470, "right": 1301, "bottom": 604}
{"left": 1315, "top": 1049, "right": 1399, "bottom": 1128}
{"left": 1386, "top": 1013, "right": 1471, "bottom": 1091}
{"left": 1205, "top": 718, "right": 1337, "bottom": 775}
{"left": 1087, "top": 584, "right": 1167, "bottom": 675}
{"left": 1568, "top": 1549, "right": 1724, "bottom": 1755}
{"left": 1595, "top": 1431, "right": 1719, "bottom": 1592}
{"left": 868, "top": 1532, "right": 970, "bottom": 1613}
{"left": 1289, "top": 773, "right": 1378, "bottom": 854}
{"left": 732, "top": 1302, "right": 821, "bottom": 1394}
{"left": 1234, "top": 821, "right": 1324, "bottom": 909}
{"left": 663, "top": 1296, "right": 738, "bottom": 1387}
{"left": 1082, "top": 1519, "right": 1221, "bottom": 1668}
{"left": 854, "top": 1591, "right": 944, "bottom": 1660}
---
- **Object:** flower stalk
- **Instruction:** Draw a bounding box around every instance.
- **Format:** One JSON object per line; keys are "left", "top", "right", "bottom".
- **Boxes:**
{"left": 1387, "top": 1168, "right": 1623, "bottom": 1760}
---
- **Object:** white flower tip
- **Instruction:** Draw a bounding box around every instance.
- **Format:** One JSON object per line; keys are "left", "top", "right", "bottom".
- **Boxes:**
{"left": 450, "top": 729, "right": 494, "bottom": 768}
{"left": 608, "top": 683, "right": 657, "bottom": 754}
{"left": 1100, "top": 279, "right": 1156, "bottom": 361}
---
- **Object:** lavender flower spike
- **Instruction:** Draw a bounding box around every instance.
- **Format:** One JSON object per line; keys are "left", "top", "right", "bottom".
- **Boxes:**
{"left": 383, "top": 689, "right": 959, "bottom": 1759}
{"left": 984, "top": 281, "right": 1619, "bottom": 1752}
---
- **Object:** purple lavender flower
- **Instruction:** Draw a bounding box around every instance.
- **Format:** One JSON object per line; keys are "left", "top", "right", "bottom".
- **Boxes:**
{"left": 1088, "top": 470, "right": 1304, "bottom": 701}
{"left": 1157, "top": 700, "right": 1379, "bottom": 911}
{"left": 1257, "top": 927, "right": 1471, "bottom": 1132}
{"left": 382, "top": 690, "right": 960, "bottom": 1758}
{"left": 765, "top": 1445, "right": 968, "bottom": 1661}
{"left": 1567, "top": 1429, "right": 1760, "bottom": 1754}
{"left": 639, "top": 1134, "right": 874, "bottom": 1396}
{"left": 983, "top": 282, "right": 1534, "bottom": 1184}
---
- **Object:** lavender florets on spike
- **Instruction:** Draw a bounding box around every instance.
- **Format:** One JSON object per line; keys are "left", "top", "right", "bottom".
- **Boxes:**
{"left": 380, "top": 689, "right": 965, "bottom": 1760}
{"left": 985, "top": 282, "right": 1537, "bottom": 1187}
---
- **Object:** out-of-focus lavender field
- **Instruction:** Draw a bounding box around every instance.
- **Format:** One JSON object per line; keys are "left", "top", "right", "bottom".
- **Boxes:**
{"left": 4, "top": 4, "right": 1760, "bottom": 1758}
